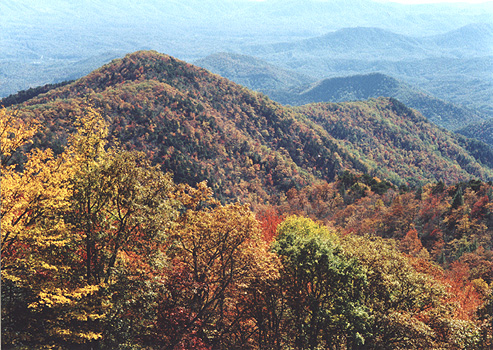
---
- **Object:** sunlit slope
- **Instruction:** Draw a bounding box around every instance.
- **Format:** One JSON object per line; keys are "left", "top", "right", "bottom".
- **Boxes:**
{"left": 11, "top": 51, "right": 493, "bottom": 204}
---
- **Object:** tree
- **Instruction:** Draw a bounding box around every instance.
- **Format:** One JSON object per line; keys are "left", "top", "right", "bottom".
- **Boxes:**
{"left": 2, "top": 107, "right": 179, "bottom": 348}
{"left": 1, "top": 107, "right": 78, "bottom": 347}
{"left": 62, "top": 108, "right": 178, "bottom": 347}
{"left": 341, "top": 234, "right": 482, "bottom": 350}
{"left": 156, "top": 182, "right": 279, "bottom": 349}
{"left": 0, "top": 108, "right": 39, "bottom": 166}
{"left": 272, "top": 216, "right": 369, "bottom": 350}
{"left": 399, "top": 227, "right": 427, "bottom": 257}
{"left": 477, "top": 288, "right": 493, "bottom": 349}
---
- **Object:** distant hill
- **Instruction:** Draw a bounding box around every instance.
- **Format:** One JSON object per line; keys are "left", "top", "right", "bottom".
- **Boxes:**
{"left": 272, "top": 73, "right": 487, "bottom": 131}
{"left": 9, "top": 51, "right": 493, "bottom": 205}
{"left": 457, "top": 119, "right": 493, "bottom": 147}
{"left": 194, "top": 53, "right": 487, "bottom": 131}
{"left": 241, "top": 24, "right": 493, "bottom": 116}
{"left": 194, "top": 52, "right": 315, "bottom": 93}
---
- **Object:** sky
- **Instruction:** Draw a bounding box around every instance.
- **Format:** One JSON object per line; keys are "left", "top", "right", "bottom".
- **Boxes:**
{"left": 380, "top": 0, "right": 491, "bottom": 3}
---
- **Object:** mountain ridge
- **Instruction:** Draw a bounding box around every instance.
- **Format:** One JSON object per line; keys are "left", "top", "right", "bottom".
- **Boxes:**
{"left": 9, "top": 51, "right": 493, "bottom": 204}
{"left": 195, "top": 53, "right": 488, "bottom": 131}
{"left": 276, "top": 72, "right": 488, "bottom": 131}
{"left": 246, "top": 23, "right": 493, "bottom": 60}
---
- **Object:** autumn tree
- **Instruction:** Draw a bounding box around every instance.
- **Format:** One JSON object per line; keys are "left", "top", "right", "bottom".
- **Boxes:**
{"left": 341, "top": 234, "right": 482, "bottom": 350}
{"left": 1, "top": 107, "right": 78, "bottom": 347}
{"left": 1, "top": 107, "right": 179, "bottom": 348}
{"left": 155, "top": 182, "right": 279, "bottom": 349}
{"left": 272, "top": 216, "right": 369, "bottom": 350}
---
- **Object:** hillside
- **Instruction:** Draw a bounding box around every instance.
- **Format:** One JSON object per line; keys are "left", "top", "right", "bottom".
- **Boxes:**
{"left": 0, "top": 51, "right": 126, "bottom": 99}
{"left": 194, "top": 52, "right": 315, "bottom": 93}
{"left": 295, "top": 100, "right": 493, "bottom": 186}
{"left": 426, "top": 22, "right": 493, "bottom": 55}
{"left": 273, "top": 73, "right": 487, "bottom": 131}
{"left": 458, "top": 119, "right": 493, "bottom": 147}
{"left": 10, "top": 51, "right": 493, "bottom": 204}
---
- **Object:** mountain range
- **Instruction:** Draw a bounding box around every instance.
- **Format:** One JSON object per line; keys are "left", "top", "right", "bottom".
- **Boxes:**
{"left": 1, "top": 0, "right": 492, "bottom": 103}
{"left": 196, "top": 53, "right": 489, "bottom": 131}
{"left": 239, "top": 23, "right": 493, "bottom": 116}
{"left": 245, "top": 24, "right": 493, "bottom": 61}
{"left": 7, "top": 51, "right": 493, "bottom": 206}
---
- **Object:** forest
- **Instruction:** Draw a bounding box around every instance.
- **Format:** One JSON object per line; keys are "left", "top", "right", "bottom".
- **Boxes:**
{"left": 2, "top": 51, "right": 493, "bottom": 349}
{"left": 2, "top": 106, "right": 492, "bottom": 350}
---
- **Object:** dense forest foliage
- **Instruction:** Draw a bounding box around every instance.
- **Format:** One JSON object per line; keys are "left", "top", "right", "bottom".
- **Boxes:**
{"left": 2, "top": 107, "right": 492, "bottom": 349}
{"left": 2, "top": 51, "right": 493, "bottom": 349}
{"left": 6, "top": 51, "right": 493, "bottom": 204}
{"left": 458, "top": 119, "right": 493, "bottom": 147}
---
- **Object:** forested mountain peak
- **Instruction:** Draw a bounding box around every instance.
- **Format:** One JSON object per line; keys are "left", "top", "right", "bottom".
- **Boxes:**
{"left": 11, "top": 50, "right": 493, "bottom": 204}
{"left": 65, "top": 51, "right": 215, "bottom": 94}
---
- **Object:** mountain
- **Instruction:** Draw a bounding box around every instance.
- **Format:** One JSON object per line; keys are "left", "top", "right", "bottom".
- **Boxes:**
{"left": 246, "top": 27, "right": 426, "bottom": 60}
{"left": 1, "top": 0, "right": 492, "bottom": 97}
{"left": 272, "top": 73, "right": 487, "bottom": 131}
{"left": 194, "top": 52, "right": 316, "bottom": 93}
{"left": 8, "top": 51, "right": 493, "bottom": 204}
{"left": 458, "top": 119, "right": 493, "bottom": 147}
{"left": 426, "top": 22, "right": 493, "bottom": 56}
{"left": 240, "top": 24, "right": 493, "bottom": 116}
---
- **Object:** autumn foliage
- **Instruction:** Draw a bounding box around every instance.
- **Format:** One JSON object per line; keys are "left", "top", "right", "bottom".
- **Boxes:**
{"left": 1, "top": 107, "right": 491, "bottom": 349}
{"left": 2, "top": 51, "right": 493, "bottom": 349}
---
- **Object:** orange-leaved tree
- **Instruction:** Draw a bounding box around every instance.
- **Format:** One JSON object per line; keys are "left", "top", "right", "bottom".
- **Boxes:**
{"left": 155, "top": 181, "right": 280, "bottom": 349}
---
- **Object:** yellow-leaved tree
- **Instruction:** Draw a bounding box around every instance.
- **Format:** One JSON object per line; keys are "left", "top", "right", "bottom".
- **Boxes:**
{"left": 1, "top": 107, "right": 178, "bottom": 348}
{"left": 1, "top": 107, "right": 80, "bottom": 347}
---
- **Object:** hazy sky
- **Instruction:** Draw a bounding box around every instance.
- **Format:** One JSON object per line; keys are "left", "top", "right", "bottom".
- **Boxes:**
{"left": 380, "top": 0, "right": 491, "bottom": 3}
